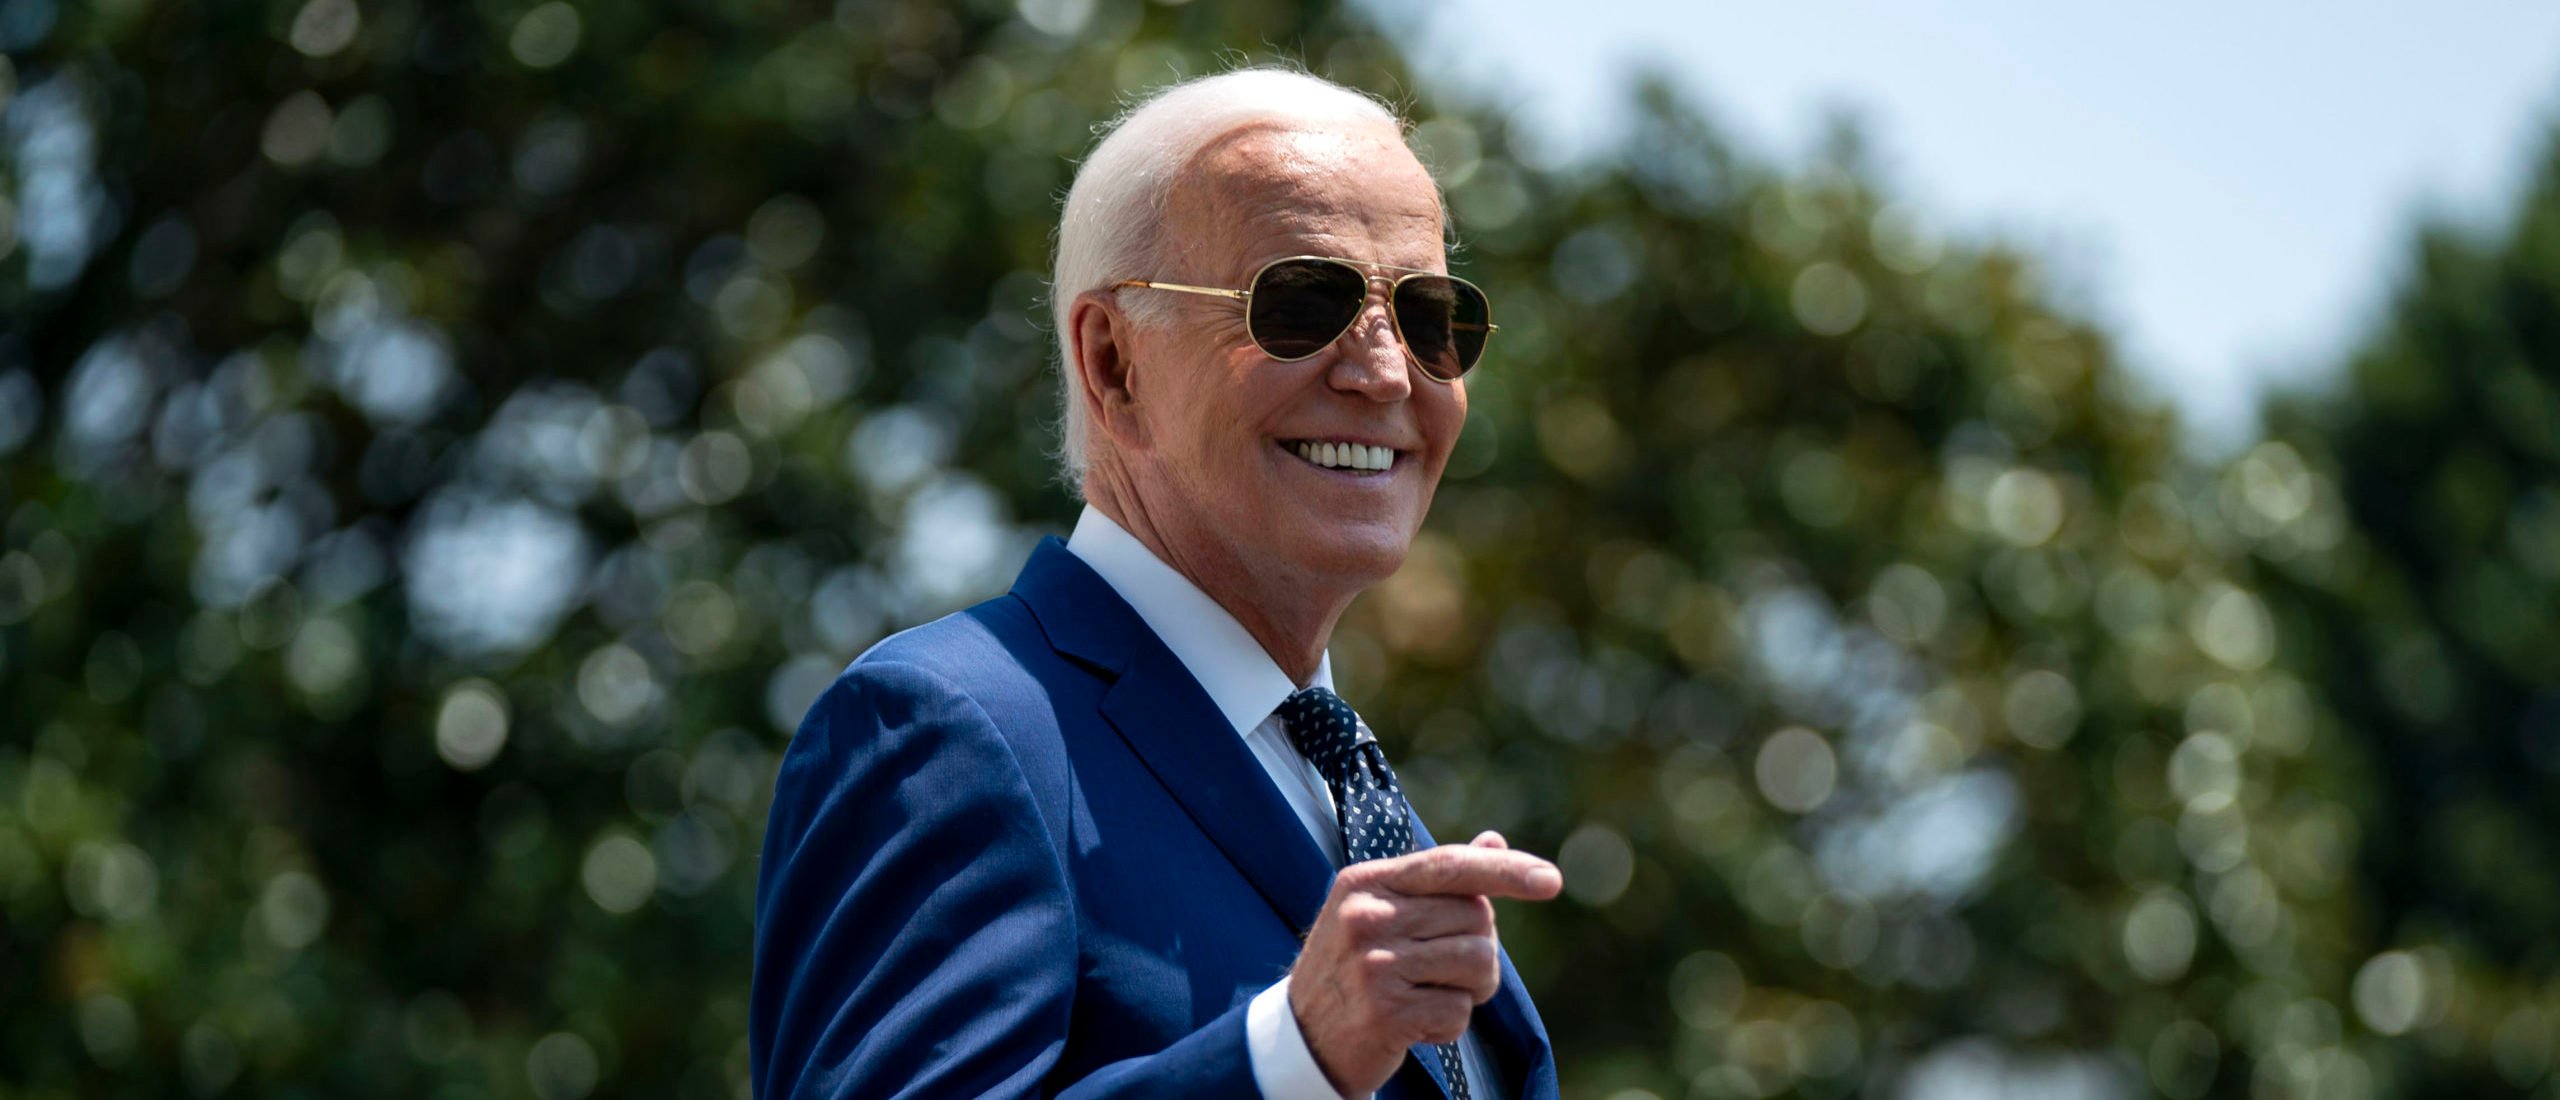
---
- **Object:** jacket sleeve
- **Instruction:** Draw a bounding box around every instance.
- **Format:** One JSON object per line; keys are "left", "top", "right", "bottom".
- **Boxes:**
{"left": 750, "top": 659, "right": 1263, "bottom": 1099}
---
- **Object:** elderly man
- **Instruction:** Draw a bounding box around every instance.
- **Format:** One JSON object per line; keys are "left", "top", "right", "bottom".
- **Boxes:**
{"left": 751, "top": 68, "right": 1561, "bottom": 1099}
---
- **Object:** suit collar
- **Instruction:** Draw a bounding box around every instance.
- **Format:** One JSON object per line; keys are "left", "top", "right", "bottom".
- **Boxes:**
{"left": 1011, "top": 539, "right": 1338, "bottom": 933}
{"left": 1009, "top": 536, "right": 1132, "bottom": 672}
{"left": 1061, "top": 505, "right": 1334, "bottom": 737}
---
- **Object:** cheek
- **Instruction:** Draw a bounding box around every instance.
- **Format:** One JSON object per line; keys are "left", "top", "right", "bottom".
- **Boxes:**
{"left": 1140, "top": 337, "right": 1231, "bottom": 430}
{"left": 1169, "top": 358, "right": 1273, "bottom": 469}
{"left": 1425, "top": 387, "right": 1468, "bottom": 464}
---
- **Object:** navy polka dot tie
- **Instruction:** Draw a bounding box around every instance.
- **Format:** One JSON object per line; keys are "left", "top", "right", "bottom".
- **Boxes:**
{"left": 1279, "top": 686, "right": 1472, "bottom": 1100}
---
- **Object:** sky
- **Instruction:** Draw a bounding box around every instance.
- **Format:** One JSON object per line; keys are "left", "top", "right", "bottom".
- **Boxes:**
{"left": 1370, "top": 0, "right": 2560, "bottom": 452}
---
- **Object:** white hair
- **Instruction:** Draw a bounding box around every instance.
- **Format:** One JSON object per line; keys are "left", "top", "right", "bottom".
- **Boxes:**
{"left": 1048, "top": 68, "right": 1409, "bottom": 496}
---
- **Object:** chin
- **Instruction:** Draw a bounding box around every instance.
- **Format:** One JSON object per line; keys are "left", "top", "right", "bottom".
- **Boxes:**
{"left": 1284, "top": 521, "right": 1413, "bottom": 588}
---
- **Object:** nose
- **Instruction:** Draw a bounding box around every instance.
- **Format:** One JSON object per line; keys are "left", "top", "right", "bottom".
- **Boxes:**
{"left": 1327, "top": 282, "right": 1412, "bottom": 402}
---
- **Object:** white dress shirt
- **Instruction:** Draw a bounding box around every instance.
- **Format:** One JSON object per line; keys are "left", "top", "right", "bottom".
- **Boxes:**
{"left": 1065, "top": 506, "right": 1505, "bottom": 1100}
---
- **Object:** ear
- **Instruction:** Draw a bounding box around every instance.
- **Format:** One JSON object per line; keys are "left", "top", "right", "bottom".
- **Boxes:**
{"left": 1068, "top": 290, "right": 1150, "bottom": 451}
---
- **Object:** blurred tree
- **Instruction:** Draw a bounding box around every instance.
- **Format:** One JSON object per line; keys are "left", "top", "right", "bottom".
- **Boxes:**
{"left": 2, "top": 1, "right": 1354, "bottom": 1095}
{"left": 0, "top": 0, "right": 2550, "bottom": 1097}
{"left": 2247, "top": 131, "right": 2560, "bottom": 1096}
{"left": 1350, "top": 82, "right": 2381, "bottom": 1098}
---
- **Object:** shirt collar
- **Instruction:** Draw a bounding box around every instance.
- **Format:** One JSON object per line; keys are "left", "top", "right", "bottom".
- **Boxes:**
{"left": 1064, "top": 505, "right": 1333, "bottom": 737}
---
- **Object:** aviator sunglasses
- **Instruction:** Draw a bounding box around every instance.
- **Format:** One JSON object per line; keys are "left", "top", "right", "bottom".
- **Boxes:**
{"left": 1114, "top": 255, "right": 1497, "bottom": 381}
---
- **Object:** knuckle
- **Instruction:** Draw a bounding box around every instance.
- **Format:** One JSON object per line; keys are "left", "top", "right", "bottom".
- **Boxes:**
{"left": 1419, "top": 993, "right": 1472, "bottom": 1044}
{"left": 1395, "top": 1000, "right": 1451, "bottom": 1043}
{"left": 1358, "top": 947, "right": 1400, "bottom": 983}
{"left": 1340, "top": 895, "right": 1396, "bottom": 936}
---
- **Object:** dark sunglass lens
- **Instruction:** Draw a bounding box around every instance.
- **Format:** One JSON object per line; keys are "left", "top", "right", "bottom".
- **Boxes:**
{"left": 1248, "top": 260, "right": 1366, "bottom": 359}
{"left": 1392, "top": 276, "right": 1491, "bottom": 379}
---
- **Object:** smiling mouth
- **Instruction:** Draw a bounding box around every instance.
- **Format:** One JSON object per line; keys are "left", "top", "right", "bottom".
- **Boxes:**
{"left": 1281, "top": 438, "right": 1400, "bottom": 474}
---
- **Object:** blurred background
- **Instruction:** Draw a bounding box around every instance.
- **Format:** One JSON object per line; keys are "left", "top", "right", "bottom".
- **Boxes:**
{"left": 5, "top": 1, "right": 2560, "bottom": 1097}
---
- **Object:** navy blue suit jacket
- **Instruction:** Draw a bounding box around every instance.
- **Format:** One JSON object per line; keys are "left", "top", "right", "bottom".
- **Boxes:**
{"left": 752, "top": 539, "right": 1557, "bottom": 1098}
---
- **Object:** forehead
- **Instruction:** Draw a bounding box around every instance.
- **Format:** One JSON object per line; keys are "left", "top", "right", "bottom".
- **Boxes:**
{"left": 1169, "top": 124, "right": 1446, "bottom": 279}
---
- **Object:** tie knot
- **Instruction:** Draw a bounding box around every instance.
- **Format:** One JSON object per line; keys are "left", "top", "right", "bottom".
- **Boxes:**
{"left": 1277, "top": 686, "right": 1365, "bottom": 783}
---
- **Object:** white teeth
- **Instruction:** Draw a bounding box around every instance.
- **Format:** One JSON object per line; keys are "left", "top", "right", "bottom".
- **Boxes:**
{"left": 1293, "top": 441, "right": 1395, "bottom": 471}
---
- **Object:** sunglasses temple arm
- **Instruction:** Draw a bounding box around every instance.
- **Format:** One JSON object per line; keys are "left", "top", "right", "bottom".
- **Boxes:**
{"left": 1114, "top": 279, "right": 1249, "bottom": 302}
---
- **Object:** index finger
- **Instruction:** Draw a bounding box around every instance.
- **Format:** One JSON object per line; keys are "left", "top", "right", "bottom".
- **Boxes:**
{"left": 1376, "top": 844, "right": 1563, "bottom": 901}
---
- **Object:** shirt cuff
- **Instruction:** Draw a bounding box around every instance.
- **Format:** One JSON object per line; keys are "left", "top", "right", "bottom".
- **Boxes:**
{"left": 1247, "top": 976, "right": 1366, "bottom": 1100}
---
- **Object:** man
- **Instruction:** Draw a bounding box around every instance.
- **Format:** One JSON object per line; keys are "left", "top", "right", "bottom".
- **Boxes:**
{"left": 751, "top": 68, "right": 1562, "bottom": 1098}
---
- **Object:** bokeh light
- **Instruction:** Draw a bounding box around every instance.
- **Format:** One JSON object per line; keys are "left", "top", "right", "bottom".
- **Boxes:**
{"left": 3, "top": 1, "right": 2555, "bottom": 1096}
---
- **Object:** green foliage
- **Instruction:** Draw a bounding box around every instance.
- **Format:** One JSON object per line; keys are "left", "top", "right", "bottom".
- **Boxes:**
{"left": 0, "top": 1, "right": 2552, "bottom": 1097}
{"left": 1357, "top": 82, "right": 2381, "bottom": 1098}
{"left": 2247, "top": 134, "right": 2560, "bottom": 1096}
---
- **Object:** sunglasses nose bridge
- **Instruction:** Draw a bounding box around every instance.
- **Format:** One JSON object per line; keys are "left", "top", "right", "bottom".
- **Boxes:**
{"left": 1363, "top": 278, "right": 1394, "bottom": 320}
{"left": 1351, "top": 275, "right": 1454, "bottom": 384}
{"left": 1322, "top": 267, "right": 1395, "bottom": 348}
{"left": 1330, "top": 311, "right": 1418, "bottom": 398}
{"left": 1345, "top": 270, "right": 1394, "bottom": 315}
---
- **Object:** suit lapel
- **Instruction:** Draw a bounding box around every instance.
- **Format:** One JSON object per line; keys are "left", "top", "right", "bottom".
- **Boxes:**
{"left": 1011, "top": 539, "right": 1337, "bottom": 933}
{"left": 1477, "top": 951, "right": 1557, "bottom": 1096}
{"left": 1098, "top": 645, "right": 1339, "bottom": 932}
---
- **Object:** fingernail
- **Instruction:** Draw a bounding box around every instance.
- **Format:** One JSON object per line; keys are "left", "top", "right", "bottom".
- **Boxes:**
{"left": 1528, "top": 866, "right": 1562, "bottom": 894}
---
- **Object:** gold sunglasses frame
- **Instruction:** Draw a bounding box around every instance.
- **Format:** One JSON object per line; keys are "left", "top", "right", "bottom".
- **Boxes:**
{"left": 1113, "top": 255, "right": 1498, "bottom": 382}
